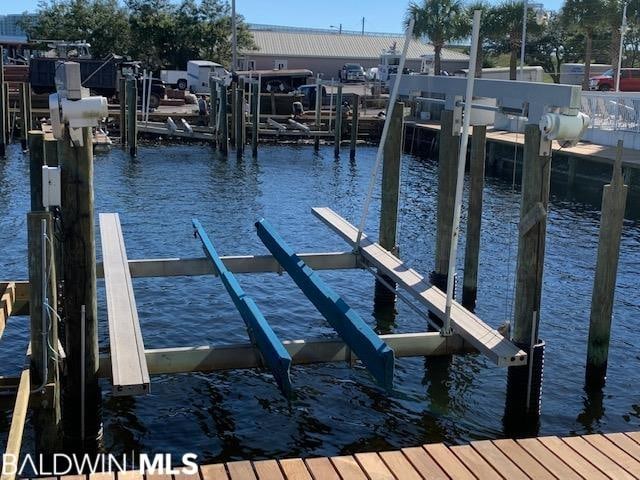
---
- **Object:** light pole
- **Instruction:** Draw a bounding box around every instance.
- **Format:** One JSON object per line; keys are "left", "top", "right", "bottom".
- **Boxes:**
{"left": 519, "top": 0, "right": 547, "bottom": 80}
{"left": 615, "top": 2, "right": 628, "bottom": 92}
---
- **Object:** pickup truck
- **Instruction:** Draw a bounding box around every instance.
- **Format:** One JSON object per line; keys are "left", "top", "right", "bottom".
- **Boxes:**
{"left": 589, "top": 68, "right": 640, "bottom": 91}
{"left": 29, "top": 57, "right": 166, "bottom": 107}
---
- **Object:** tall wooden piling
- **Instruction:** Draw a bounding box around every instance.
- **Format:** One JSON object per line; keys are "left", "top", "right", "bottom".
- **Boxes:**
{"left": 235, "top": 84, "right": 243, "bottom": 158}
{"left": 374, "top": 101, "right": 404, "bottom": 312}
{"left": 504, "top": 123, "right": 550, "bottom": 435}
{"left": 314, "top": 79, "right": 321, "bottom": 151}
{"left": 218, "top": 83, "right": 228, "bottom": 154}
{"left": 0, "top": 46, "right": 6, "bottom": 157}
{"left": 230, "top": 83, "right": 236, "bottom": 147}
{"left": 60, "top": 127, "right": 101, "bottom": 450}
{"left": 239, "top": 78, "right": 246, "bottom": 147}
{"left": 27, "top": 211, "right": 62, "bottom": 456}
{"left": 209, "top": 77, "right": 217, "bottom": 130}
{"left": 432, "top": 110, "right": 460, "bottom": 293}
{"left": 585, "top": 141, "right": 628, "bottom": 390}
{"left": 567, "top": 157, "right": 577, "bottom": 189}
{"left": 119, "top": 78, "right": 126, "bottom": 146}
{"left": 251, "top": 82, "right": 259, "bottom": 157}
{"left": 28, "top": 131, "right": 45, "bottom": 210}
{"left": 334, "top": 85, "right": 343, "bottom": 157}
{"left": 462, "top": 125, "right": 487, "bottom": 310}
{"left": 19, "top": 83, "right": 28, "bottom": 150}
{"left": 126, "top": 78, "right": 137, "bottom": 156}
{"left": 25, "top": 82, "right": 32, "bottom": 131}
{"left": 350, "top": 94, "right": 359, "bottom": 160}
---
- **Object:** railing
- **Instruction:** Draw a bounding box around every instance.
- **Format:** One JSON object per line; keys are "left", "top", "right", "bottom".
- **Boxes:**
{"left": 581, "top": 91, "right": 640, "bottom": 133}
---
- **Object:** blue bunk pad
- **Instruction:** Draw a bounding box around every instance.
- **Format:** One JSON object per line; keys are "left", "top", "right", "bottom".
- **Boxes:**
{"left": 255, "top": 218, "right": 394, "bottom": 390}
{"left": 192, "top": 219, "right": 293, "bottom": 398}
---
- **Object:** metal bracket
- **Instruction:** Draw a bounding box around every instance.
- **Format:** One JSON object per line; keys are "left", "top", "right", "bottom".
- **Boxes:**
{"left": 539, "top": 135, "right": 552, "bottom": 157}
{"left": 440, "top": 325, "right": 455, "bottom": 337}
{"left": 452, "top": 95, "right": 463, "bottom": 136}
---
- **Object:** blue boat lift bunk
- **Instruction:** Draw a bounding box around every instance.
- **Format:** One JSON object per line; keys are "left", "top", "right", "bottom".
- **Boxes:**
{"left": 255, "top": 218, "right": 395, "bottom": 390}
{"left": 192, "top": 219, "right": 293, "bottom": 397}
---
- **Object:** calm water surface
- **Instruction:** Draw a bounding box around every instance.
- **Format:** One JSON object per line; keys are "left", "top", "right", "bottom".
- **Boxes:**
{"left": 0, "top": 142, "right": 639, "bottom": 464}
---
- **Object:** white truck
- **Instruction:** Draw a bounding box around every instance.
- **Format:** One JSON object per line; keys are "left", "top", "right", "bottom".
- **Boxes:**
{"left": 161, "top": 60, "right": 229, "bottom": 92}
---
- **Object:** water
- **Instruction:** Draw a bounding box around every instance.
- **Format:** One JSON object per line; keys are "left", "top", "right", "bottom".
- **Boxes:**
{"left": 1, "top": 142, "right": 639, "bottom": 464}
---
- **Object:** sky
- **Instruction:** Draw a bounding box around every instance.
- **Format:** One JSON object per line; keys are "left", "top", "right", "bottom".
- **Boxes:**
{"left": 5, "top": 0, "right": 566, "bottom": 33}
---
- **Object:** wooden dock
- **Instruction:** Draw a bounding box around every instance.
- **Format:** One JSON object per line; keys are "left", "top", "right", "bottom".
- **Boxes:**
{"left": 406, "top": 120, "right": 640, "bottom": 169}
{"left": 53, "top": 431, "right": 640, "bottom": 479}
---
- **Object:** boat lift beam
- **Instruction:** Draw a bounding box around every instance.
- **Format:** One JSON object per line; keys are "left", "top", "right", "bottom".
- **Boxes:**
{"left": 255, "top": 218, "right": 395, "bottom": 390}
{"left": 192, "top": 219, "right": 293, "bottom": 398}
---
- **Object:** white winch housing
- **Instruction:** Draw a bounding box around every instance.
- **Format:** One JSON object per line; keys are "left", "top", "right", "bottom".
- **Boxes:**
{"left": 539, "top": 111, "right": 590, "bottom": 148}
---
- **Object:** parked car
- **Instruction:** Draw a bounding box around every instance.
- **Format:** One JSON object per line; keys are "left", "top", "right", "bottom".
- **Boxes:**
{"left": 589, "top": 68, "right": 640, "bottom": 91}
{"left": 339, "top": 63, "right": 365, "bottom": 83}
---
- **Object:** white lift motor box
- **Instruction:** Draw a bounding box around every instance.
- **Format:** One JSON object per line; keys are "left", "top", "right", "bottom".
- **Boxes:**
{"left": 42, "top": 166, "right": 61, "bottom": 208}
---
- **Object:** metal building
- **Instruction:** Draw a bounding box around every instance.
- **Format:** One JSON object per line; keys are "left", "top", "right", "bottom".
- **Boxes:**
{"left": 240, "top": 24, "right": 469, "bottom": 79}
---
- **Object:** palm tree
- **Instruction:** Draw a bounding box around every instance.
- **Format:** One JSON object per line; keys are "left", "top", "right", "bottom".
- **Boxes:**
{"left": 405, "top": 0, "right": 470, "bottom": 75}
{"left": 561, "top": 0, "right": 605, "bottom": 89}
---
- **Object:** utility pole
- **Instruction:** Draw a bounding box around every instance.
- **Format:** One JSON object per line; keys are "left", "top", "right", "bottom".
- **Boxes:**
{"left": 362, "top": 17, "right": 365, "bottom": 35}
{"left": 615, "top": 3, "right": 628, "bottom": 92}
{"left": 231, "top": 0, "right": 237, "bottom": 72}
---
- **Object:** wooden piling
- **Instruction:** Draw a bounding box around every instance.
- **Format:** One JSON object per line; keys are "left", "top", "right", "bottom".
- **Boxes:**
{"left": 126, "top": 78, "right": 137, "bottom": 156}
{"left": 119, "top": 78, "right": 126, "bottom": 145}
{"left": 235, "top": 85, "right": 243, "bottom": 157}
{"left": 60, "top": 127, "right": 101, "bottom": 450}
{"left": 44, "top": 138, "right": 59, "bottom": 167}
{"left": 230, "top": 83, "right": 236, "bottom": 147}
{"left": 314, "top": 79, "right": 321, "bottom": 151}
{"left": 28, "top": 131, "right": 45, "bottom": 211}
{"left": 512, "top": 124, "right": 551, "bottom": 346}
{"left": 19, "top": 83, "right": 28, "bottom": 150}
{"left": 209, "top": 77, "right": 217, "bottom": 130}
{"left": 504, "top": 124, "right": 550, "bottom": 434}
{"left": 218, "top": 83, "right": 228, "bottom": 155}
{"left": 25, "top": 82, "right": 32, "bottom": 132}
{"left": 585, "top": 141, "right": 628, "bottom": 390}
{"left": 334, "top": 85, "right": 343, "bottom": 157}
{"left": 239, "top": 77, "right": 246, "bottom": 147}
{"left": 462, "top": 125, "right": 487, "bottom": 310}
{"left": 567, "top": 157, "right": 577, "bottom": 189}
{"left": 350, "top": 94, "right": 359, "bottom": 160}
{"left": 0, "top": 46, "right": 6, "bottom": 156}
{"left": 27, "top": 211, "right": 62, "bottom": 455}
{"left": 251, "top": 82, "right": 259, "bottom": 157}
{"left": 432, "top": 110, "right": 460, "bottom": 293}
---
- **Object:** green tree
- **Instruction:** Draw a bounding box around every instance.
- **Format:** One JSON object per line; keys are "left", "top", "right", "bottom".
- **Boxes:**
{"left": 561, "top": 0, "right": 605, "bottom": 89}
{"left": 485, "top": 1, "right": 545, "bottom": 80}
{"left": 21, "top": 0, "right": 131, "bottom": 59}
{"left": 404, "top": 0, "right": 470, "bottom": 75}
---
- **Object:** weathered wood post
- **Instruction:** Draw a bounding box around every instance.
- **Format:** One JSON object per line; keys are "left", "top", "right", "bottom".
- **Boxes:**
{"left": 19, "top": 83, "right": 28, "bottom": 150}
{"left": 0, "top": 47, "right": 6, "bottom": 156}
{"left": 239, "top": 77, "right": 246, "bottom": 146}
{"left": 350, "top": 94, "right": 359, "bottom": 160}
{"left": 432, "top": 109, "right": 460, "bottom": 296}
{"left": 126, "top": 77, "right": 137, "bottom": 157}
{"left": 235, "top": 83, "right": 243, "bottom": 158}
{"left": 209, "top": 76, "right": 217, "bottom": 130}
{"left": 60, "top": 127, "right": 101, "bottom": 450}
{"left": 585, "top": 141, "right": 628, "bottom": 390}
{"left": 218, "top": 83, "right": 228, "bottom": 155}
{"left": 230, "top": 82, "right": 237, "bottom": 147}
{"left": 314, "top": 78, "right": 322, "bottom": 151}
{"left": 25, "top": 82, "right": 32, "bottom": 132}
{"left": 374, "top": 101, "right": 403, "bottom": 316}
{"left": 462, "top": 125, "right": 486, "bottom": 310}
{"left": 29, "top": 131, "right": 45, "bottom": 210}
{"left": 251, "top": 82, "right": 259, "bottom": 157}
{"left": 27, "top": 130, "right": 62, "bottom": 456}
{"left": 504, "top": 123, "right": 550, "bottom": 435}
{"left": 119, "top": 78, "right": 126, "bottom": 146}
{"left": 334, "top": 85, "right": 343, "bottom": 157}
{"left": 567, "top": 157, "right": 577, "bottom": 189}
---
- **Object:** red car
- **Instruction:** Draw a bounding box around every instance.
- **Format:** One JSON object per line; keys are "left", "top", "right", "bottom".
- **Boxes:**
{"left": 589, "top": 68, "right": 640, "bottom": 91}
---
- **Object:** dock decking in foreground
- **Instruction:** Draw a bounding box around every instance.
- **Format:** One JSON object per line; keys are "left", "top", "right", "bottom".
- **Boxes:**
{"left": 54, "top": 431, "right": 640, "bottom": 479}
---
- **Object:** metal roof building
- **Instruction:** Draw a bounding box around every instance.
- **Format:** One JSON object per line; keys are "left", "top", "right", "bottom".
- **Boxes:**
{"left": 239, "top": 25, "right": 469, "bottom": 78}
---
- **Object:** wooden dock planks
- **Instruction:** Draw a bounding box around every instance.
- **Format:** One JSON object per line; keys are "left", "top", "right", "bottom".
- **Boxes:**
{"left": 312, "top": 207, "right": 526, "bottom": 367}
{"left": 68, "top": 431, "right": 640, "bottom": 480}
{"left": 0, "top": 282, "right": 16, "bottom": 340}
{"left": 99, "top": 213, "right": 150, "bottom": 396}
